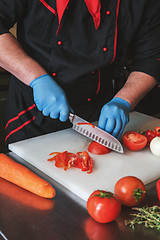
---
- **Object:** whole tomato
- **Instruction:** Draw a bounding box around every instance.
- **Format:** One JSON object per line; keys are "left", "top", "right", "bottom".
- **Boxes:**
{"left": 145, "top": 130, "right": 157, "bottom": 145}
{"left": 123, "top": 131, "right": 147, "bottom": 151}
{"left": 88, "top": 141, "right": 111, "bottom": 155}
{"left": 145, "top": 127, "right": 160, "bottom": 145}
{"left": 87, "top": 190, "right": 121, "bottom": 223}
{"left": 155, "top": 127, "right": 160, "bottom": 134}
{"left": 114, "top": 176, "right": 146, "bottom": 207}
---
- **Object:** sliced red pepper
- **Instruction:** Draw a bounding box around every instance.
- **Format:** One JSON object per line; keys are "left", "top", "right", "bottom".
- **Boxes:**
{"left": 77, "top": 151, "right": 90, "bottom": 167}
{"left": 75, "top": 151, "right": 92, "bottom": 172}
{"left": 48, "top": 151, "right": 93, "bottom": 173}
{"left": 48, "top": 151, "right": 76, "bottom": 171}
{"left": 49, "top": 152, "right": 61, "bottom": 156}
{"left": 77, "top": 122, "right": 95, "bottom": 128}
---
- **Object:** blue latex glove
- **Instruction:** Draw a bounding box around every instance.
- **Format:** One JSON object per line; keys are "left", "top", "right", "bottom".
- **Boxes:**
{"left": 98, "top": 97, "right": 131, "bottom": 139}
{"left": 30, "top": 74, "right": 70, "bottom": 121}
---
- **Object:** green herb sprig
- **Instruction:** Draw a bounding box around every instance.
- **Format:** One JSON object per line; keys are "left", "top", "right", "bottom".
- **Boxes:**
{"left": 125, "top": 206, "right": 160, "bottom": 231}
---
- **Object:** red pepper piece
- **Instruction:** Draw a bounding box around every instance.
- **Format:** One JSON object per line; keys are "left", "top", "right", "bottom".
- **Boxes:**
{"left": 73, "top": 151, "right": 93, "bottom": 173}
{"left": 48, "top": 151, "right": 93, "bottom": 173}
{"left": 49, "top": 152, "right": 61, "bottom": 156}
{"left": 48, "top": 151, "right": 76, "bottom": 171}
{"left": 77, "top": 122, "right": 95, "bottom": 128}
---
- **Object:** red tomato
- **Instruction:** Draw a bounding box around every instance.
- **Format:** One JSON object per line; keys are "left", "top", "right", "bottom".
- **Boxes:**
{"left": 88, "top": 141, "right": 111, "bottom": 155}
{"left": 87, "top": 190, "right": 121, "bottom": 223}
{"left": 114, "top": 176, "right": 146, "bottom": 207}
{"left": 145, "top": 130, "right": 157, "bottom": 145}
{"left": 144, "top": 127, "right": 160, "bottom": 145}
{"left": 155, "top": 127, "right": 160, "bottom": 134}
{"left": 123, "top": 131, "right": 147, "bottom": 151}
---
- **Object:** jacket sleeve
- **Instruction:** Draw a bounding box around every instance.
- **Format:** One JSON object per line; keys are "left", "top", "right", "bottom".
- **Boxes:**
{"left": 131, "top": 0, "right": 160, "bottom": 84}
{"left": 0, "top": 0, "right": 26, "bottom": 35}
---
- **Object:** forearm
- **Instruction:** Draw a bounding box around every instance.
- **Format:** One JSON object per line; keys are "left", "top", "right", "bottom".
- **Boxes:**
{"left": 114, "top": 71, "right": 157, "bottom": 110}
{"left": 0, "top": 33, "right": 47, "bottom": 85}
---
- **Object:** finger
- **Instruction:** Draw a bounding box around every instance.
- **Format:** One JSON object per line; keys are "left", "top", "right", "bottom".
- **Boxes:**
{"left": 112, "top": 117, "right": 122, "bottom": 138}
{"left": 117, "top": 114, "right": 129, "bottom": 139}
{"left": 98, "top": 113, "right": 107, "bottom": 130}
{"left": 105, "top": 118, "right": 116, "bottom": 133}
{"left": 50, "top": 111, "right": 60, "bottom": 119}
{"left": 59, "top": 111, "right": 69, "bottom": 122}
{"left": 117, "top": 128, "right": 124, "bottom": 140}
{"left": 59, "top": 105, "right": 69, "bottom": 122}
{"left": 42, "top": 106, "right": 50, "bottom": 116}
{"left": 35, "top": 101, "right": 43, "bottom": 112}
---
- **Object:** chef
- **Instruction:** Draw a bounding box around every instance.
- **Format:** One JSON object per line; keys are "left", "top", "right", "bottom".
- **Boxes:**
{"left": 0, "top": 0, "right": 160, "bottom": 146}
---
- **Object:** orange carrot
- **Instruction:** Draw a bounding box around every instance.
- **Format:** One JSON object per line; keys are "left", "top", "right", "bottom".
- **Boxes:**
{"left": 0, "top": 153, "right": 56, "bottom": 198}
{"left": 0, "top": 177, "right": 55, "bottom": 210}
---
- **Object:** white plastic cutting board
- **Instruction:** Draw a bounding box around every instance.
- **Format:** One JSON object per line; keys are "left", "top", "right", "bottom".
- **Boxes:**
{"left": 9, "top": 112, "right": 160, "bottom": 201}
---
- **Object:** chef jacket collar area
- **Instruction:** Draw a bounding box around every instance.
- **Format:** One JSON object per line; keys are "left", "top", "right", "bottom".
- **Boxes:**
{"left": 57, "top": 0, "right": 101, "bottom": 29}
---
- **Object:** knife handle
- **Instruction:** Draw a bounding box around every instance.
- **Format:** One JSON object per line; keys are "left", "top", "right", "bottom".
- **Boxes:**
{"left": 69, "top": 113, "right": 74, "bottom": 123}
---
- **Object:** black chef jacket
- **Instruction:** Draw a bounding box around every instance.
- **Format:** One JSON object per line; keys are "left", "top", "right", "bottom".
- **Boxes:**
{"left": 0, "top": 0, "right": 160, "bottom": 144}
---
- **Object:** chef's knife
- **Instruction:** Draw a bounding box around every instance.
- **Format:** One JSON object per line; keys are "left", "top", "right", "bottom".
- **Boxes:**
{"left": 69, "top": 113, "right": 123, "bottom": 153}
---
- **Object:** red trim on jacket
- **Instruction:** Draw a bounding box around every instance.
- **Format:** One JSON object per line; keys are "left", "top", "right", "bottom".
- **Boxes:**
{"left": 96, "top": 69, "right": 101, "bottom": 95}
{"left": 5, "top": 103, "right": 36, "bottom": 130}
{"left": 5, "top": 103, "right": 36, "bottom": 141}
{"left": 5, "top": 116, "right": 36, "bottom": 142}
{"left": 84, "top": 0, "right": 101, "bottom": 30}
{"left": 39, "top": 0, "right": 57, "bottom": 15}
{"left": 56, "top": 0, "right": 69, "bottom": 24}
{"left": 110, "top": 0, "right": 120, "bottom": 63}
{"left": 56, "top": 23, "right": 62, "bottom": 35}
{"left": 56, "top": 0, "right": 101, "bottom": 29}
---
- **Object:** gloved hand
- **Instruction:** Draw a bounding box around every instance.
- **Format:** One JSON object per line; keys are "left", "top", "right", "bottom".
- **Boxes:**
{"left": 98, "top": 97, "right": 131, "bottom": 139}
{"left": 30, "top": 74, "right": 70, "bottom": 122}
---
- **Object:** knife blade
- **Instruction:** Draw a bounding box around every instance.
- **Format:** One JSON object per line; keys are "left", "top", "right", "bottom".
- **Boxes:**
{"left": 69, "top": 113, "right": 123, "bottom": 153}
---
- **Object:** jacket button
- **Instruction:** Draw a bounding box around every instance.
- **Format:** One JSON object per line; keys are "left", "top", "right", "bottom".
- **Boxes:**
{"left": 106, "top": 10, "right": 111, "bottom": 15}
{"left": 103, "top": 47, "right": 107, "bottom": 52}
{"left": 58, "top": 40, "right": 62, "bottom": 45}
